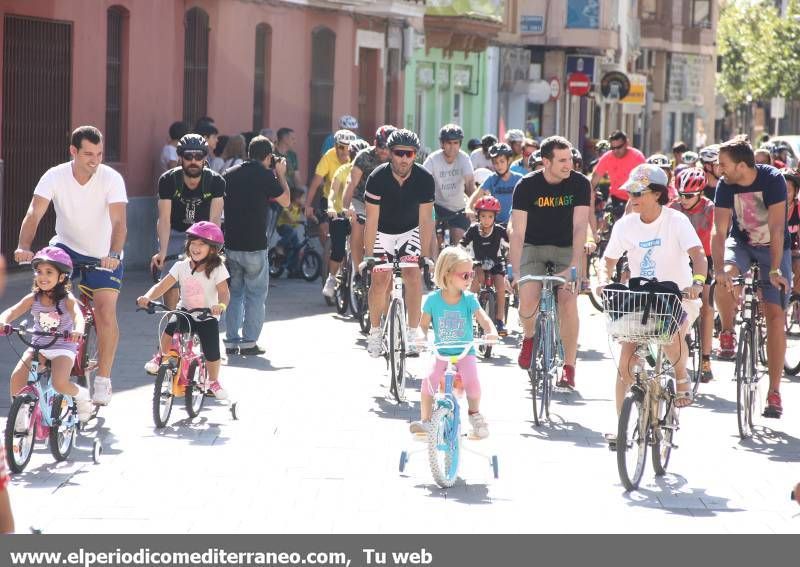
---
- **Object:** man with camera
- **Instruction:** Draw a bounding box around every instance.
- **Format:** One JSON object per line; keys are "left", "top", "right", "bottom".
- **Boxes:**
{"left": 222, "top": 135, "right": 290, "bottom": 356}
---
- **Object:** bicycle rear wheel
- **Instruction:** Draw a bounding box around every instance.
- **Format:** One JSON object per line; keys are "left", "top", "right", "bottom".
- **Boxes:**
{"left": 735, "top": 327, "right": 755, "bottom": 439}
{"left": 76, "top": 320, "right": 98, "bottom": 389}
{"left": 268, "top": 248, "right": 284, "bottom": 278}
{"left": 388, "top": 300, "right": 406, "bottom": 402}
{"left": 652, "top": 380, "right": 677, "bottom": 476}
{"left": 301, "top": 249, "right": 321, "bottom": 282}
{"left": 48, "top": 394, "right": 76, "bottom": 462}
{"left": 786, "top": 295, "right": 800, "bottom": 375}
{"left": 185, "top": 359, "right": 207, "bottom": 418}
{"left": 5, "top": 394, "right": 36, "bottom": 473}
{"left": 586, "top": 252, "right": 604, "bottom": 312}
{"left": 152, "top": 363, "right": 175, "bottom": 428}
{"left": 617, "top": 389, "right": 649, "bottom": 491}
{"left": 427, "top": 406, "right": 460, "bottom": 488}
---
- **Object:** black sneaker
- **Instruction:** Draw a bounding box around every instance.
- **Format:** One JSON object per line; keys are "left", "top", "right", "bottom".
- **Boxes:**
{"left": 225, "top": 346, "right": 239, "bottom": 355}
{"left": 239, "top": 345, "right": 266, "bottom": 356}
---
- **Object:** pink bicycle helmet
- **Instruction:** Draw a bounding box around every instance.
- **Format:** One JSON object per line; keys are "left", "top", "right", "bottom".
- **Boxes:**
{"left": 31, "top": 246, "right": 73, "bottom": 274}
{"left": 676, "top": 168, "right": 706, "bottom": 194}
{"left": 475, "top": 195, "right": 501, "bottom": 213}
{"left": 186, "top": 221, "right": 224, "bottom": 247}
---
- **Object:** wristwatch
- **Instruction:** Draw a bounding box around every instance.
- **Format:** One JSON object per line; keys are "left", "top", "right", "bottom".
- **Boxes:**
{"left": 769, "top": 268, "right": 783, "bottom": 277}
{"left": 108, "top": 252, "right": 122, "bottom": 260}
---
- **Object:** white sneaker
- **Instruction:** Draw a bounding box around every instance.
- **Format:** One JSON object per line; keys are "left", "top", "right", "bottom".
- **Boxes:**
{"left": 74, "top": 386, "right": 93, "bottom": 423}
{"left": 144, "top": 353, "right": 161, "bottom": 375}
{"left": 409, "top": 420, "right": 431, "bottom": 435}
{"left": 406, "top": 327, "right": 420, "bottom": 356}
{"left": 322, "top": 275, "right": 336, "bottom": 298}
{"left": 14, "top": 402, "right": 30, "bottom": 433}
{"left": 367, "top": 328, "right": 383, "bottom": 358}
{"left": 92, "top": 376, "right": 112, "bottom": 406}
{"left": 469, "top": 412, "right": 489, "bottom": 439}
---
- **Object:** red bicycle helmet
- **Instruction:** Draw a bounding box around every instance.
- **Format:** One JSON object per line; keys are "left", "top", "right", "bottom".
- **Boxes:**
{"left": 186, "top": 221, "right": 224, "bottom": 247}
{"left": 31, "top": 246, "right": 73, "bottom": 274}
{"left": 676, "top": 168, "right": 706, "bottom": 194}
{"left": 474, "top": 195, "right": 501, "bottom": 213}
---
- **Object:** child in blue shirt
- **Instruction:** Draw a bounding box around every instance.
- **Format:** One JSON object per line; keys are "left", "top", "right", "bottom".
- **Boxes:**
{"left": 410, "top": 247, "right": 498, "bottom": 439}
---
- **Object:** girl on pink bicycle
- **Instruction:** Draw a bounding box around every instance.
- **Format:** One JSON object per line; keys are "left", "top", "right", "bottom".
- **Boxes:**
{"left": 410, "top": 247, "right": 498, "bottom": 439}
{"left": 137, "top": 221, "right": 230, "bottom": 399}
{"left": 0, "top": 247, "right": 93, "bottom": 422}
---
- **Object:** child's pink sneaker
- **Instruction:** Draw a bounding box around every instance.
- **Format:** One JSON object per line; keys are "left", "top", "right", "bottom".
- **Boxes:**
{"left": 207, "top": 381, "right": 228, "bottom": 400}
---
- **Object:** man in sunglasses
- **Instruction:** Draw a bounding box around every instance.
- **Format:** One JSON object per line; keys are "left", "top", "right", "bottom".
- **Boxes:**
{"left": 590, "top": 130, "right": 645, "bottom": 225}
{"left": 364, "top": 129, "right": 435, "bottom": 358}
{"left": 699, "top": 144, "right": 721, "bottom": 201}
{"left": 510, "top": 136, "right": 591, "bottom": 390}
{"left": 152, "top": 133, "right": 225, "bottom": 310}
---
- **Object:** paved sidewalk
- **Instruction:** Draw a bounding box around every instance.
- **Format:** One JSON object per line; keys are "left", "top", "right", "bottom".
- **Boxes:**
{"left": 1, "top": 269, "right": 799, "bottom": 533}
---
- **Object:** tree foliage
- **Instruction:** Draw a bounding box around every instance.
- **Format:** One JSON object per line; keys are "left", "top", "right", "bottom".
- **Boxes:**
{"left": 718, "top": 0, "right": 800, "bottom": 104}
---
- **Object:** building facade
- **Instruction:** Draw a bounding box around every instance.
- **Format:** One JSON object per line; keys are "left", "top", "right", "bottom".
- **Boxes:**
{"left": 0, "top": 0, "right": 425, "bottom": 265}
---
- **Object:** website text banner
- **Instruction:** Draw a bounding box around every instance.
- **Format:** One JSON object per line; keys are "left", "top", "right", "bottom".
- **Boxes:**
{"left": 0, "top": 535, "right": 783, "bottom": 567}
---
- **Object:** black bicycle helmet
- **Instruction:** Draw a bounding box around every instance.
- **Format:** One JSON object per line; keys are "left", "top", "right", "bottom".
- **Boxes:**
{"left": 467, "top": 138, "right": 481, "bottom": 152}
{"left": 528, "top": 150, "right": 543, "bottom": 168}
{"left": 177, "top": 133, "right": 209, "bottom": 156}
{"left": 375, "top": 125, "right": 397, "bottom": 148}
{"left": 481, "top": 134, "right": 498, "bottom": 150}
{"left": 439, "top": 123, "right": 464, "bottom": 142}
{"left": 349, "top": 139, "right": 370, "bottom": 159}
{"left": 488, "top": 143, "right": 514, "bottom": 159}
{"left": 386, "top": 129, "right": 421, "bottom": 150}
{"left": 571, "top": 148, "right": 583, "bottom": 163}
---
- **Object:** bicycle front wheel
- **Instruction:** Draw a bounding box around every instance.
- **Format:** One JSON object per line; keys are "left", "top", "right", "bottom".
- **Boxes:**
{"left": 334, "top": 268, "right": 350, "bottom": 315}
{"left": 427, "top": 406, "right": 460, "bottom": 488}
{"left": 586, "top": 252, "right": 604, "bottom": 312}
{"left": 48, "top": 394, "right": 76, "bottom": 462}
{"left": 652, "top": 380, "right": 677, "bottom": 476}
{"left": 617, "top": 389, "right": 649, "bottom": 491}
{"left": 478, "top": 290, "right": 495, "bottom": 358}
{"left": 152, "top": 363, "right": 175, "bottom": 428}
{"left": 302, "top": 249, "right": 321, "bottom": 282}
{"left": 185, "top": 359, "right": 206, "bottom": 418}
{"left": 686, "top": 318, "right": 702, "bottom": 397}
{"left": 5, "top": 394, "right": 37, "bottom": 473}
{"left": 529, "top": 315, "right": 551, "bottom": 426}
{"left": 785, "top": 295, "right": 800, "bottom": 375}
{"left": 735, "top": 327, "right": 755, "bottom": 439}
{"left": 388, "top": 300, "right": 406, "bottom": 402}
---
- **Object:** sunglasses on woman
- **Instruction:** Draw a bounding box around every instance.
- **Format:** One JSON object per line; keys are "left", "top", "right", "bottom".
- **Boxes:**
{"left": 628, "top": 189, "right": 651, "bottom": 198}
{"left": 453, "top": 270, "right": 475, "bottom": 281}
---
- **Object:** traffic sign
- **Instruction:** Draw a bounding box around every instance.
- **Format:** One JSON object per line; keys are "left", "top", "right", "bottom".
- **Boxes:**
{"left": 600, "top": 71, "right": 631, "bottom": 100}
{"left": 548, "top": 77, "right": 561, "bottom": 101}
{"left": 567, "top": 72, "right": 591, "bottom": 96}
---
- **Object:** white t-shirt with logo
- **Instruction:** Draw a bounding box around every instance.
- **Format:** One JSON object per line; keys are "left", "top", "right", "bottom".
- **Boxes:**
{"left": 168, "top": 259, "right": 230, "bottom": 320}
{"left": 603, "top": 206, "right": 701, "bottom": 290}
{"left": 423, "top": 149, "right": 474, "bottom": 211}
{"left": 33, "top": 162, "right": 128, "bottom": 259}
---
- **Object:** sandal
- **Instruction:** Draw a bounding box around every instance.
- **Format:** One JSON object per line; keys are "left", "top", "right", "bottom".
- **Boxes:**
{"left": 674, "top": 378, "right": 694, "bottom": 408}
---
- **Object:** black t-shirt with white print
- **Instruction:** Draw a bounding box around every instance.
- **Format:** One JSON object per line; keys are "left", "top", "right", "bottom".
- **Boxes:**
{"left": 158, "top": 167, "right": 225, "bottom": 233}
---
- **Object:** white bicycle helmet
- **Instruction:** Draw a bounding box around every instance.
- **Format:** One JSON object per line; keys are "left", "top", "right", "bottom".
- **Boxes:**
{"left": 699, "top": 145, "right": 720, "bottom": 164}
{"left": 338, "top": 115, "right": 359, "bottom": 130}
{"left": 505, "top": 129, "right": 525, "bottom": 143}
{"left": 333, "top": 129, "right": 357, "bottom": 146}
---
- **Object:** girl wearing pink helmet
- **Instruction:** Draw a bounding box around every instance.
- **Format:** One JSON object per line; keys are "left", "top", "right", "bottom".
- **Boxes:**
{"left": 0, "top": 246, "right": 93, "bottom": 422}
{"left": 137, "top": 221, "right": 230, "bottom": 399}
{"left": 668, "top": 167, "right": 716, "bottom": 383}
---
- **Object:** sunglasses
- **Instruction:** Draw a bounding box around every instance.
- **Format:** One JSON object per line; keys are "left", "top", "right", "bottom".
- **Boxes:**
{"left": 182, "top": 151, "right": 207, "bottom": 162}
{"left": 336, "top": 144, "right": 350, "bottom": 151}
{"left": 678, "top": 192, "right": 700, "bottom": 199}
{"left": 392, "top": 149, "right": 417, "bottom": 159}
{"left": 611, "top": 144, "right": 625, "bottom": 151}
{"left": 453, "top": 270, "right": 475, "bottom": 281}
{"left": 628, "top": 189, "right": 651, "bottom": 198}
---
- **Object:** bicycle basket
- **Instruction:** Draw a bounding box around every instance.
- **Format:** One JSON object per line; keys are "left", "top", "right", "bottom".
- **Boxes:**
{"left": 601, "top": 285, "right": 684, "bottom": 344}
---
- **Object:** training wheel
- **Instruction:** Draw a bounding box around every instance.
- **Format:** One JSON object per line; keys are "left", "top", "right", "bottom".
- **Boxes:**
{"left": 230, "top": 402, "right": 239, "bottom": 420}
{"left": 399, "top": 450, "right": 408, "bottom": 473}
{"left": 491, "top": 455, "right": 499, "bottom": 479}
{"left": 92, "top": 439, "right": 102, "bottom": 464}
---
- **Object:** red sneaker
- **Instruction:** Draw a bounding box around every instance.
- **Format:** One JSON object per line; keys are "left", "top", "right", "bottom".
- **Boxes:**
{"left": 518, "top": 337, "right": 534, "bottom": 369}
{"left": 764, "top": 390, "right": 783, "bottom": 418}
{"left": 557, "top": 364, "right": 575, "bottom": 389}
{"left": 718, "top": 331, "right": 736, "bottom": 359}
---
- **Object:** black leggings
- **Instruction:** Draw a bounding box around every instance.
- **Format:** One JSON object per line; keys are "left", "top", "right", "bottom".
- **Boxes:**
{"left": 329, "top": 216, "right": 351, "bottom": 263}
{"left": 164, "top": 313, "right": 221, "bottom": 362}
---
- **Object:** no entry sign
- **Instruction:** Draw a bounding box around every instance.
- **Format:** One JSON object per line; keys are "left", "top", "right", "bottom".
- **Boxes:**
{"left": 567, "top": 72, "right": 591, "bottom": 96}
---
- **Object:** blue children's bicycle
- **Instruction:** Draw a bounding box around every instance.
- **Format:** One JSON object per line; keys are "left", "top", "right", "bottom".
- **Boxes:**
{"left": 3, "top": 326, "right": 101, "bottom": 473}
{"left": 399, "top": 340, "right": 499, "bottom": 488}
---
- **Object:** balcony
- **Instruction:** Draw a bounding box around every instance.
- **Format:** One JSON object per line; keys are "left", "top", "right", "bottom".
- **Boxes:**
{"left": 423, "top": 0, "right": 503, "bottom": 53}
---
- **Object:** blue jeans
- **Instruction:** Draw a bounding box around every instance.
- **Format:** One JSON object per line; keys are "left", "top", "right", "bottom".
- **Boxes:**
{"left": 224, "top": 249, "right": 269, "bottom": 348}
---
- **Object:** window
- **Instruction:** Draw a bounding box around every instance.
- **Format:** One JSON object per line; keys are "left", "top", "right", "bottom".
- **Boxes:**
{"left": 183, "top": 7, "right": 210, "bottom": 127}
{"left": 253, "top": 24, "right": 271, "bottom": 131}
{"left": 641, "top": 0, "right": 657, "bottom": 20}
{"left": 691, "top": 0, "right": 711, "bottom": 28}
{"left": 105, "top": 6, "right": 126, "bottom": 162}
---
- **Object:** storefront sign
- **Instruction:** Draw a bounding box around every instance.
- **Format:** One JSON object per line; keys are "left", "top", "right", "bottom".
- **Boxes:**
{"left": 565, "top": 55, "right": 596, "bottom": 82}
{"left": 600, "top": 71, "right": 630, "bottom": 100}
{"left": 620, "top": 73, "right": 646, "bottom": 105}
{"left": 567, "top": 73, "right": 591, "bottom": 96}
{"left": 520, "top": 15, "right": 544, "bottom": 34}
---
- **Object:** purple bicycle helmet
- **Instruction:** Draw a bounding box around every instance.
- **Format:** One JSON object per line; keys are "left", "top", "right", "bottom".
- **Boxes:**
{"left": 186, "top": 221, "right": 224, "bottom": 247}
{"left": 31, "top": 246, "right": 73, "bottom": 274}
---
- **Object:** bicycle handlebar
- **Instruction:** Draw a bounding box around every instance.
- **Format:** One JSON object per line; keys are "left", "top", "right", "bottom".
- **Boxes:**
{"left": 420, "top": 339, "right": 497, "bottom": 362}
{"left": 1, "top": 326, "right": 70, "bottom": 350}
{"left": 136, "top": 301, "right": 214, "bottom": 320}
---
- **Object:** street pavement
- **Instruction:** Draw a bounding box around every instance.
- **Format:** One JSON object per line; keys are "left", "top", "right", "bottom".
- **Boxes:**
{"left": 1, "top": 268, "right": 800, "bottom": 534}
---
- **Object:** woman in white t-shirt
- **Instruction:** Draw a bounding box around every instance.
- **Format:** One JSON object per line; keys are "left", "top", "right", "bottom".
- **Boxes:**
{"left": 598, "top": 164, "right": 708, "bottom": 413}
{"left": 160, "top": 121, "right": 189, "bottom": 172}
{"left": 137, "top": 222, "right": 231, "bottom": 400}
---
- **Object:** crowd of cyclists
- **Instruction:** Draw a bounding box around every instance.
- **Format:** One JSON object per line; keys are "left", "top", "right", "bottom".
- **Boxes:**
{"left": 1, "top": 116, "right": 798, "bottom": 499}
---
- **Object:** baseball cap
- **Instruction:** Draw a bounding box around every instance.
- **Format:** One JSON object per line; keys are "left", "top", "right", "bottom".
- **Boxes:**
{"left": 621, "top": 164, "right": 669, "bottom": 194}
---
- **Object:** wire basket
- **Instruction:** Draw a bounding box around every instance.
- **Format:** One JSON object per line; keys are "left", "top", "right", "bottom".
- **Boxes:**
{"left": 601, "top": 288, "right": 685, "bottom": 344}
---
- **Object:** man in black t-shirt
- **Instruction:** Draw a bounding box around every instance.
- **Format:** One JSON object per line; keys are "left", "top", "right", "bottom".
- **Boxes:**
{"left": 222, "top": 136, "right": 290, "bottom": 355}
{"left": 152, "top": 133, "right": 224, "bottom": 308}
{"left": 363, "top": 129, "right": 435, "bottom": 358}
{"left": 510, "top": 136, "right": 591, "bottom": 389}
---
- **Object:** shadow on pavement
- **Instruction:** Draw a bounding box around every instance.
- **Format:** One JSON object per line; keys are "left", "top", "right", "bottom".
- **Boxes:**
{"left": 521, "top": 417, "right": 607, "bottom": 449}
{"left": 692, "top": 392, "right": 736, "bottom": 414}
{"left": 417, "top": 481, "right": 493, "bottom": 505}
{"left": 739, "top": 426, "right": 800, "bottom": 463}
{"left": 147, "top": 415, "right": 232, "bottom": 446}
{"left": 623, "top": 474, "right": 744, "bottom": 516}
{"left": 369, "top": 395, "right": 418, "bottom": 422}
